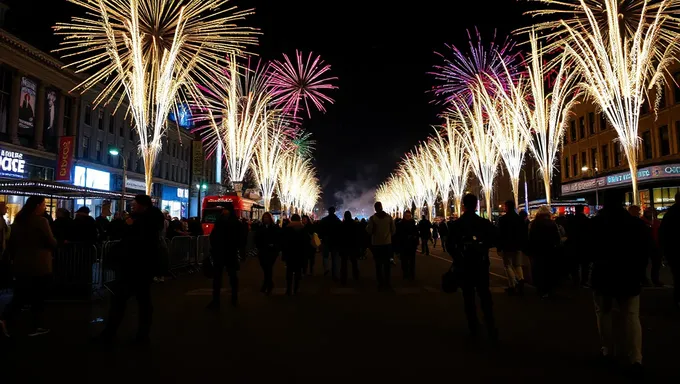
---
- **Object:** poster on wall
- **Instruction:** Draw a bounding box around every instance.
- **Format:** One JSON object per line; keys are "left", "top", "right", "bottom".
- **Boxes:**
{"left": 18, "top": 77, "right": 37, "bottom": 134}
{"left": 45, "top": 90, "right": 58, "bottom": 137}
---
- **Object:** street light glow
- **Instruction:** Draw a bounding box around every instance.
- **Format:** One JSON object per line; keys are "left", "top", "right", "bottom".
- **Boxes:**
{"left": 108, "top": 147, "right": 120, "bottom": 157}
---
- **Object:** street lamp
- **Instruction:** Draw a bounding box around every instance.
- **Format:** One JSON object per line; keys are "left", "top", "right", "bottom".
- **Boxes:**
{"left": 582, "top": 165, "right": 600, "bottom": 212}
{"left": 196, "top": 183, "right": 208, "bottom": 221}
{"left": 109, "top": 146, "right": 126, "bottom": 214}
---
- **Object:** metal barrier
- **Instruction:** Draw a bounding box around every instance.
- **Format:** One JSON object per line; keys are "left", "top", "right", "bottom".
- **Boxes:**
{"left": 52, "top": 243, "right": 100, "bottom": 299}
{"left": 168, "top": 236, "right": 194, "bottom": 275}
{"left": 100, "top": 240, "right": 121, "bottom": 294}
{"left": 196, "top": 235, "right": 211, "bottom": 266}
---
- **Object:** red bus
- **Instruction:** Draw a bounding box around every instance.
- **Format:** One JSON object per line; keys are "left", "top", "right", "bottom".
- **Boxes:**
{"left": 201, "top": 193, "right": 265, "bottom": 234}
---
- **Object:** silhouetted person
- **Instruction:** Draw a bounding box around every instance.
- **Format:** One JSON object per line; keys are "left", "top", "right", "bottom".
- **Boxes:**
{"left": 642, "top": 207, "right": 663, "bottom": 286}
{"left": 319, "top": 207, "right": 342, "bottom": 279}
{"left": 497, "top": 200, "right": 527, "bottom": 295}
{"left": 207, "top": 203, "right": 243, "bottom": 310}
{"left": 417, "top": 215, "right": 432, "bottom": 255}
{"left": 51, "top": 208, "right": 72, "bottom": 245}
{"left": 448, "top": 194, "right": 498, "bottom": 342}
{"left": 566, "top": 205, "right": 593, "bottom": 286}
{"left": 339, "top": 211, "right": 360, "bottom": 284}
{"left": 96, "top": 195, "right": 163, "bottom": 343}
{"left": 301, "top": 215, "right": 316, "bottom": 274}
{"left": 367, "top": 202, "right": 396, "bottom": 290}
{"left": 659, "top": 192, "right": 680, "bottom": 309}
{"left": 282, "top": 214, "right": 308, "bottom": 295}
{"left": 527, "top": 206, "right": 561, "bottom": 299}
{"left": 438, "top": 219, "right": 450, "bottom": 253}
{"left": 71, "top": 207, "right": 98, "bottom": 244}
{"left": 396, "top": 210, "right": 419, "bottom": 280}
{"left": 255, "top": 212, "right": 280, "bottom": 295}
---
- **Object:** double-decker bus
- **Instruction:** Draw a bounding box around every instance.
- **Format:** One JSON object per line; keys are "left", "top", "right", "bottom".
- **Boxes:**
{"left": 201, "top": 193, "right": 264, "bottom": 234}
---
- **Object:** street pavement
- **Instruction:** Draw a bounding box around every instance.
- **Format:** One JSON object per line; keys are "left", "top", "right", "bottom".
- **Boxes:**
{"left": 1, "top": 246, "right": 678, "bottom": 383}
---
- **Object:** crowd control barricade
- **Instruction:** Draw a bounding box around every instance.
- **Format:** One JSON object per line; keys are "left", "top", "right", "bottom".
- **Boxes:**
{"left": 99, "top": 240, "right": 121, "bottom": 294}
{"left": 52, "top": 242, "right": 99, "bottom": 300}
{"left": 168, "top": 236, "right": 194, "bottom": 276}
{"left": 196, "top": 235, "right": 211, "bottom": 267}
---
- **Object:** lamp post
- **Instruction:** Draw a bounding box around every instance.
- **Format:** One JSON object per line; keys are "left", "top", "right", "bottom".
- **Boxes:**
{"left": 196, "top": 183, "right": 208, "bottom": 221}
{"left": 109, "top": 146, "right": 126, "bottom": 214}
{"left": 581, "top": 165, "right": 600, "bottom": 212}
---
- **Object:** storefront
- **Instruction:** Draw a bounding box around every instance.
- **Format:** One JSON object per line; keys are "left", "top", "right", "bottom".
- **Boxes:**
{"left": 561, "top": 163, "right": 680, "bottom": 217}
{"left": 0, "top": 146, "right": 57, "bottom": 222}
{"left": 72, "top": 165, "right": 113, "bottom": 217}
{"left": 160, "top": 185, "right": 189, "bottom": 219}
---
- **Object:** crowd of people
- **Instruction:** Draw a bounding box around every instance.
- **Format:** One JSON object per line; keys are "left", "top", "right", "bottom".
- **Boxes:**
{"left": 1, "top": 189, "right": 678, "bottom": 380}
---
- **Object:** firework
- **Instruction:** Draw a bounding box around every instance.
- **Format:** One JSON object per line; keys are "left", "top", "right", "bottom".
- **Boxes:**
{"left": 431, "top": 29, "right": 519, "bottom": 105}
{"left": 291, "top": 130, "right": 316, "bottom": 158}
{"left": 414, "top": 144, "right": 439, "bottom": 221}
{"left": 54, "top": 0, "right": 257, "bottom": 194}
{"left": 253, "top": 114, "right": 290, "bottom": 212}
{"left": 450, "top": 89, "right": 501, "bottom": 220}
{"left": 277, "top": 152, "right": 319, "bottom": 216}
{"left": 528, "top": 0, "right": 680, "bottom": 205}
{"left": 269, "top": 50, "right": 338, "bottom": 120}
{"left": 429, "top": 119, "right": 471, "bottom": 217}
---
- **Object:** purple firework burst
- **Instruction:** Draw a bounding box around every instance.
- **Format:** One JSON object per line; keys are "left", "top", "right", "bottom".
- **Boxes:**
{"left": 269, "top": 50, "right": 338, "bottom": 120}
{"left": 431, "top": 28, "right": 520, "bottom": 105}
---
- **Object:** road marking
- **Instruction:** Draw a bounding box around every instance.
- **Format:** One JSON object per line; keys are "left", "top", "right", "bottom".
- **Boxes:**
{"left": 423, "top": 252, "right": 536, "bottom": 288}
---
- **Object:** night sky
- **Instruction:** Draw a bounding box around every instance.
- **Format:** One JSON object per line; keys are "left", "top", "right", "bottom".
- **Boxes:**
{"left": 2, "top": 0, "right": 530, "bottom": 214}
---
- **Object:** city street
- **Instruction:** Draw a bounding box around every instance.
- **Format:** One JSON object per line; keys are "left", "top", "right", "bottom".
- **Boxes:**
{"left": 1, "top": 248, "right": 678, "bottom": 383}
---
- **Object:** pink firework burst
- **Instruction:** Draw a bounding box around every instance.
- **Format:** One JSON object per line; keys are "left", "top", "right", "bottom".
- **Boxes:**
{"left": 269, "top": 50, "right": 338, "bottom": 119}
{"left": 431, "top": 28, "right": 520, "bottom": 105}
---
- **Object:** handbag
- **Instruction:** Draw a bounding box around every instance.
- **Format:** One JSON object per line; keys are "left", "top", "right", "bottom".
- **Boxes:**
{"left": 441, "top": 264, "right": 460, "bottom": 293}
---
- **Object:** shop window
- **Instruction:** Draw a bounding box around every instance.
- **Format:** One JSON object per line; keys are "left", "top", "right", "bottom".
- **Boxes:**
{"left": 108, "top": 114, "right": 115, "bottom": 134}
{"left": 614, "top": 145, "right": 622, "bottom": 167}
{"left": 579, "top": 116, "right": 585, "bottom": 139}
{"left": 659, "top": 125, "right": 670, "bottom": 156}
{"left": 590, "top": 148, "right": 598, "bottom": 169}
{"left": 601, "top": 144, "right": 609, "bottom": 169}
{"left": 642, "top": 131, "right": 653, "bottom": 159}
{"left": 570, "top": 120, "right": 576, "bottom": 142}
{"left": 588, "top": 112, "right": 595, "bottom": 135}
{"left": 84, "top": 105, "right": 92, "bottom": 126}
{"left": 97, "top": 110, "right": 104, "bottom": 130}
{"left": 95, "top": 140, "right": 102, "bottom": 161}
{"left": 82, "top": 136, "right": 90, "bottom": 158}
{"left": 572, "top": 154, "right": 578, "bottom": 176}
{"left": 653, "top": 187, "right": 679, "bottom": 218}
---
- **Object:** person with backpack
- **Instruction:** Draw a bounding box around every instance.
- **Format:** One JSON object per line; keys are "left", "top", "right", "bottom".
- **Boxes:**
{"left": 448, "top": 194, "right": 499, "bottom": 342}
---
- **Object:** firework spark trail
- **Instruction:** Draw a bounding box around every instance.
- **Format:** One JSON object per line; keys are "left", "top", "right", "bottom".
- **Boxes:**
{"left": 269, "top": 50, "right": 338, "bottom": 120}
{"left": 450, "top": 89, "right": 501, "bottom": 221}
{"left": 414, "top": 144, "right": 439, "bottom": 221}
{"left": 277, "top": 152, "right": 319, "bottom": 216}
{"left": 291, "top": 130, "right": 316, "bottom": 158}
{"left": 431, "top": 28, "right": 520, "bottom": 105}
{"left": 519, "top": 31, "right": 580, "bottom": 206}
{"left": 253, "top": 113, "right": 290, "bottom": 212}
{"left": 527, "top": 0, "right": 680, "bottom": 205}
{"left": 429, "top": 119, "right": 471, "bottom": 217}
{"left": 54, "top": 0, "right": 257, "bottom": 194}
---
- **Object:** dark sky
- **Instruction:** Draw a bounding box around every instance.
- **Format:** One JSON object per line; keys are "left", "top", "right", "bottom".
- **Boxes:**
{"left": 3, "top": 0, "right": 530, "bottom": 210}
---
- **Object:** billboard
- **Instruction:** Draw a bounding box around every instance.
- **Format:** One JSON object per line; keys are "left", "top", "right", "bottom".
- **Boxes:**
{"left": 56, "top": 136, "right": 75, "bottom": 181}
{"left": 18, "top": 77, "right": 37, "bottom": 134}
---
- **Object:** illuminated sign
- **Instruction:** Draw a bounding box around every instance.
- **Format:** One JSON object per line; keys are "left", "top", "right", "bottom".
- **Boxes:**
{"left": 177, "top": 188, "right": 189, "bottom": 199}
{"left": 125, "top": 178, "right": 146, "bottom": 191}
{"left": 562, "top": 163, "right": 680, "bottom": 195}
{"left": 0, "top": 149, "right": 26, "bottom": 178}
{"left": 74, "top": 166, "right": 111, "bottom": 191}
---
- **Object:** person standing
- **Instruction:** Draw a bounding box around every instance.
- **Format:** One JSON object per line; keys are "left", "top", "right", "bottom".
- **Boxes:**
{"left": 417, "top": 215, "right": 432, "bottom": 256}
{"left": 95, "top": 195, "right": 163, "bottom": 343}
{"left": 590, "top": 196, "right": 652, "bottom": 377}
{"left": 448, "top": 194, "right": 498, "bottom": 342}
{"left": 255, "top": 212, "right": 280, "bottom": 295}
{"left": 301, "top": 215, "right": 317, "bottom": 275}
{"left": 0, "top": 196, "right": 57, "bottom": 338}
{"left": 432, "top": 222, "right": 439, "bottom": 249}
{"left": 527, "top": 206, "right": 561, "bottom": 299}
{"left": 659, "top": 192, "right": 680, "bottom": 309}
{"left": 207, "top": 203, "right": 244, "bottom": 311}
{"left": 395, "top": 210, "right": 419, "bottom": 280}
{"left": 319, "top": 207, "right": 342, "bottom": 279}
{"left": 438, "top": 219, "right": 449, "bottom": 253}
{"left": 497, "top": 200, "right": 527, "bottom": 295}
{"left": 566, "top": 205, "right": 593, "bottom": 287}
{"left": 72, "top": 207, "right": 99, "bottom": 244}
{"left": 339, "top": 211, "right": 360, "bottom": 284}
{"left": 366, "top": 202, "right": 396, "bottom": 291}
{"left": 282, "top": 214, "right": 309, "bottom": 295}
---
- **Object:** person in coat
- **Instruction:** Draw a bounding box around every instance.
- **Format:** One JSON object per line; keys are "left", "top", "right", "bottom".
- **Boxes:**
{"left": 366, "top": 202, "right": 396, "bottom": 291}
{"left": 96, "top": 195, "right": 164, "bottom": 343}
{"left": 497, "top": 200, "right": 528, "bottom": 295}
{"left": 0, "top": 196, "right": 57, "bottom": 337}
{"left": 526, "top": 206, "right": 561, "bottom": 299}
{"left": 282, "top": 214, "right": 309, "bottom": 295}
{"left": 71, "top": 206, "right": 98, "bottom": 244}
{"left": 51, "top": 208, "right": 73, "bottom": 246}
{"left": 339, "top": 211, "right": 360, "bottom": 284}
{"left": 566, "top": 205, "right": 593, "bottom": 286}
{"left": 318, "top": 207, "right": 342, "bottom": 279}
{"left": 207, "top": 202, "right": 244, "bottom": 310}
{"left": 395, "top": 210, "right": 419, "bottom": 280}
{"left": 417, "top": 215, "right": 432, "bottom": 256}
{"left": 255, "top": 212, "right": 280, "bottom": 295}
{"left": 438, "top": 219, "right": 450, "bottom": 253}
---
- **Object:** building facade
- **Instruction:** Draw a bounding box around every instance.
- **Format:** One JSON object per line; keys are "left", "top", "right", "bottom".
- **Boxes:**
{"left": 559, "top": 69, "right": 680, "bottom": 216}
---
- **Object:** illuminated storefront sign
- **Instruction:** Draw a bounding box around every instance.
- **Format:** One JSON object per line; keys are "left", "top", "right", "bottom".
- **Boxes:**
{"left": 562, "top": 163, "right": 680, "bottom": 195}
{"left": 0, "top": 149, "right": 27, "bottom": 178}
{"left": 74, "top": 166, "right": 111, "bottom": 191}
{"left": 125, "top": 178, "right": 146, "bottom": 191}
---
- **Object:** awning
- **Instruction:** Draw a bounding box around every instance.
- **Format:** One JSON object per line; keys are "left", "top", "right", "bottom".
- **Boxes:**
{"left": 0, "top": 180, "right": 139, "bottom": 200}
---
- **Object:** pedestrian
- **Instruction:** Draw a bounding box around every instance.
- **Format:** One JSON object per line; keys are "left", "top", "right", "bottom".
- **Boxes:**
{"left": 438, "top": 219, "right": 449, "bottom": 253}
{"left": 0, "top": 196, "right": 57, "bottom": 338}
{"left": 590, "top": 195, "right": 652, "bottom": 377}
{"left": 301, "top": 215, "right": 317, "bottom": 275}
{"left": 497, "top": 200, "right": 527, "bottom": 295}
{"left": 417, "top": 215, "right": 432, "bottom": 256}
{"left": 432, "top": 222, "right": 439, "bottom": 249}
{"left": 565, "top": 205, "right": 593, "bottom": 287}
{"left": 51, "top": 208, "right": 73, "bottom": 245}
{"left": 95, "top": 200, "right": 112, "bottom": 242}
{"left": 339, "top": 211, "right": 360, "bottom": 284}
{"left": 395, "top": 210, "right": 419, "bottom": 280}
{"left": 659, "top": 191, "right": 680, "bottom": 309}
{"left": 94, "top": 195, "right": 163, "bottom": 344}
{"left": 641, "top": 207, "right": 663, "bottom": 287}
{"left": 526, "top": 206, "right": 561, "bottom": 299}
{"left": 282, "top": 214, "right": 309, "bottom": 295}
{"left": 255, "top": 212, "right": 280, "bottom": 295}
{"left": 72, "top": 206, "right": 98, "bottom": 244}
{"left": 366, "top": 202, "right": 396, "bottom": 291}
{"left": 358, "top": 218, "right": 369, "bottom": 260}
{"left": 318, "top": 207, "right": 342, "bottom": 280}
{"left": 206, "top": 203, "right": 243, "bottom": 311}
{"left": 448, "top": 194, "right": 498, "bottom": 342}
